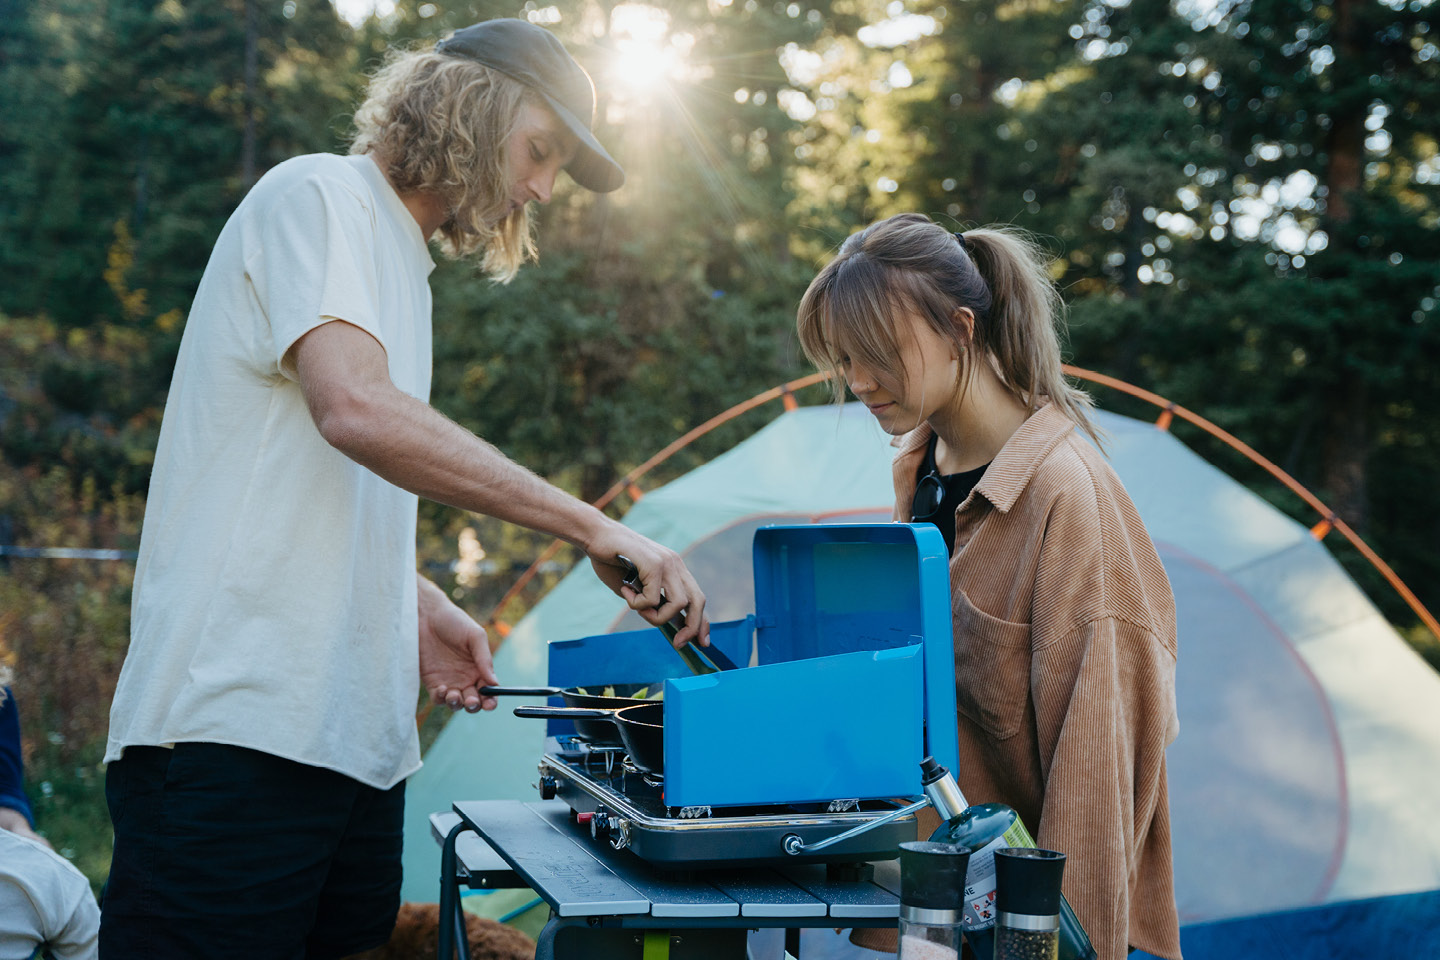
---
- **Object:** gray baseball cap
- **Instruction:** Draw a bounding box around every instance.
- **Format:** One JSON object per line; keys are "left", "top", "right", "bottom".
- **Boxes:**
{"left": 436, "top": 18, "right": 624, "bottom": 193}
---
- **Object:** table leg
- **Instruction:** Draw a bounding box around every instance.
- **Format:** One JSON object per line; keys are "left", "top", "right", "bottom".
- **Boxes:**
{"left": 535, "top": 915, "right": 588, "bottom": 960}
{"left": 785, "top": 927, "right": 801, "bottom": 959}
{"left": 439, "top": 820, "right": 473, "bottom": 960}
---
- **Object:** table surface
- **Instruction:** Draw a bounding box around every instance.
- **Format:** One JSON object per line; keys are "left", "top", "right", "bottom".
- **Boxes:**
{"left": 450, "top": 799, "right": 905, "bottom": 923}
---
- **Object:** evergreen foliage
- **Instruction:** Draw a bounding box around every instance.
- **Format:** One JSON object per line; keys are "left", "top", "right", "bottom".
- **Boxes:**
{"left": 0, "top": 0, "right": 1435, "bottom": 890}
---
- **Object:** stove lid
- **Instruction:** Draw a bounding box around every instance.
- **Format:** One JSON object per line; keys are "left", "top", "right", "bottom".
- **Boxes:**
{"left": 539, "top": 524, "right": 960, "bottom": 807}
{"left": 751, "top": 523, "right": 959, "bottom": 775}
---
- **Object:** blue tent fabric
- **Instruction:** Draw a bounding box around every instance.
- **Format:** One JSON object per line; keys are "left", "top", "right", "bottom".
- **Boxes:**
{"left": 401, "top": 404, "right": 1440, "bottom": 957}
{"left": 1161, "top": 544, "right": 1347, "bottom": 919}
{"left": 1134, "top": 889, "right": 1440, "bottom": 959}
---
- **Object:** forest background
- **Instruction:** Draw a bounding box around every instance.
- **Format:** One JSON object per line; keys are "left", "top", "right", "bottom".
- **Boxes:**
{"left": 0, "top": 0, "right": 1436, "bottom": 891}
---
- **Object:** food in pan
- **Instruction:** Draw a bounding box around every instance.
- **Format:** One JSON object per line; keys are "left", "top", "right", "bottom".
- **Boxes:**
{"left": 575, "top": 685, "right": 664, "bottom": 700}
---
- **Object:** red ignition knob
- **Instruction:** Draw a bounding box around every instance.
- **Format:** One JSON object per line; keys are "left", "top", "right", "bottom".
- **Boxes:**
{"left": 576, "top": 812, "right": 594, "bottom": 824}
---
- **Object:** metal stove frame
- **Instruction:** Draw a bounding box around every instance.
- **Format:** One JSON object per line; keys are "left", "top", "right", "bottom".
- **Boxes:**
{"left": 538, "top": 740, "right": 918, "bottom": 870}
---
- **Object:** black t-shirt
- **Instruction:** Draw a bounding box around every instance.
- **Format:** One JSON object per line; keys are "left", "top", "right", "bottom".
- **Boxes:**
{"left": 914, "top": 433, "right": 989, "bottom": 556}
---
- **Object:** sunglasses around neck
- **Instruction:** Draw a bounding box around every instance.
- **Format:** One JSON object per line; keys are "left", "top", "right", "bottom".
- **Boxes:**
{"left": 911, "top": 466, "right": 947, "bottom": 523}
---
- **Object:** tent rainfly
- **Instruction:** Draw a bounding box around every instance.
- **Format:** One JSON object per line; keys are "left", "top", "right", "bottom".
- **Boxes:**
{"left": 402, "top": 403, "right": 1440, "bottom": 958}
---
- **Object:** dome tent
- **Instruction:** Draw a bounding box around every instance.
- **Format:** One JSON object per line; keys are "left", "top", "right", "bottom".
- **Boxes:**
{"left": 401, "top": 401, "right": 1440, "bottom": 957}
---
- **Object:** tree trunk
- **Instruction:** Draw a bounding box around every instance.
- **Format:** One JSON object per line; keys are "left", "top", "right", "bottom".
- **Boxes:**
{"left": 968, "top": 61, "right": 992, "bottom": 222}
{"left": 1317, "top": 0, "right": 1369, "bottom": 530}
{"left": 1320, "top": 377, "right": 1369, "bottom": 530}
{"left": 1323, "top": 0, "right": 1364, "bottom": 222}
{"left": 241, "top": 0, "right": 258, "bottom": 188}
{"left": 134, "top": 133, "right": 149, "bottom": 233}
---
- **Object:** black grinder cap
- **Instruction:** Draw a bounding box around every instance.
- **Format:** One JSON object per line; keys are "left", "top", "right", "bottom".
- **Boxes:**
{"left": 899, "top": 841, "right": 971, "bottom": 911}
{"left": 994, "top": 847, "right": 1067, "bottom": 918}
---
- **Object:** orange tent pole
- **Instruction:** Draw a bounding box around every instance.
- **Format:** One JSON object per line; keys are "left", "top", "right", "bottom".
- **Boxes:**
{"left": 414, "top": 366, "right": 1437, "bottom": 730}
{"left": 480, "top": 371, "right": 832, "bottom": 633}
{"left": 469, "top": 365, "right": 1436, "bottom": 650}
{"left": 1064, "top": 364, "right": 1440, "bottom": 644}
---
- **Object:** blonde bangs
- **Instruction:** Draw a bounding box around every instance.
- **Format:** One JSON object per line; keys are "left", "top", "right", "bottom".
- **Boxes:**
{"left": 798, "top": 253, "right": 913, "bottom": 404}
{"left": 351, "top": 49, "right": 537, "bottom": 282}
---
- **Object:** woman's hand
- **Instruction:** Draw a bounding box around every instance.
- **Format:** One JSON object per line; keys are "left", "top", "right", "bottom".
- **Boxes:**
{"left": 417, "top": 575, "right": 499, "bottom": 713}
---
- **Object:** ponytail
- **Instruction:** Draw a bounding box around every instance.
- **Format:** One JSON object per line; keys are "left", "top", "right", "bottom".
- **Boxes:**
{"left": 962, "top": 227, "right": 1102, "bottom": 447}
{"left": 796, "top": 214, "right": 1101, "bottom": 448}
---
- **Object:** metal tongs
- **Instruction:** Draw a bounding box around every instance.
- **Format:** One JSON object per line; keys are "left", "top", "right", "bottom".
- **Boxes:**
{"left": 617, "top": 555, "right": 737, "bottom": 675}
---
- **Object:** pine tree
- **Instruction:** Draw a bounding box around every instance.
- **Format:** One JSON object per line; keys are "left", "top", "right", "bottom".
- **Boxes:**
{"left": 1057, "top": 0, "right": 1440, "bottom": 621}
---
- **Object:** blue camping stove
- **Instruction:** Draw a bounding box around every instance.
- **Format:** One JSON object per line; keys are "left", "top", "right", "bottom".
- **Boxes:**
{"left": 533, "top": 523, "right": 960, "bottom": 870}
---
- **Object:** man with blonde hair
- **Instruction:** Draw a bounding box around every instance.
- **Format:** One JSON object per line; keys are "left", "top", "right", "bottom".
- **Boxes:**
{"left": 101, "top": 19, "right": 708, "bottom": 957}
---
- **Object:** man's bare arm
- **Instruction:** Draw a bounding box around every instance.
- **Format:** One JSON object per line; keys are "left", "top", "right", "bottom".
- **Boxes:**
{"left": 289, "top": 319, "right": 708, "bottom": 643}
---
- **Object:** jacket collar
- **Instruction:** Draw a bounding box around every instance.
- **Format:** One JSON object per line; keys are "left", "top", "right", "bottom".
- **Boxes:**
{"left": 893, "top": 402, "right": 1075, "bottom": 515}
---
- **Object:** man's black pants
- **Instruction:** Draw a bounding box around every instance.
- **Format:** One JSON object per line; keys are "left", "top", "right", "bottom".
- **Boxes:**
{"left": 101, "top": 743, "right": 405, "bottom": 959}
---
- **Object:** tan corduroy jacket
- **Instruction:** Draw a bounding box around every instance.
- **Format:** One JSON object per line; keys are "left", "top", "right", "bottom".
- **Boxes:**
{"left": 855, "top": 403, "right": 1182, "bottom": 960}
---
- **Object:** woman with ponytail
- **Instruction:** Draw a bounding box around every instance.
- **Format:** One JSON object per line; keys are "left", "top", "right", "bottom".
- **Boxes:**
{"left": 797, "top": 214, "right": 1182, "bottom": 960}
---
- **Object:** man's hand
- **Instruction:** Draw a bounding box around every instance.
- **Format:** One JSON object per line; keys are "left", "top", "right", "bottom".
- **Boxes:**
{"left": 0, "top": 806, "right": 50, "bottom": 848}
{"left": 417, "top": 576, "right": 499, "bottom": 713}
{"left": 586, "top": 524, "right": 709, "bottom": 648}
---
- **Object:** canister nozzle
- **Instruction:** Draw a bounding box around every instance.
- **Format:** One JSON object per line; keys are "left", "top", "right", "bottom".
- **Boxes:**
{"left": 919, "top": 756, "right": 967, "bottom": 821}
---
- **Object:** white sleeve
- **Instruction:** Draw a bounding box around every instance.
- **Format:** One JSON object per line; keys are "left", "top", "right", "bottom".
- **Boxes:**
{"left": 246, "top": 169, "right": 388, "bottom": 380}
{"left": 44, "top": 881, "right": 99, "bottom": 960}
{"left": 6, "top": 843, "right": 101, "bottom": 960}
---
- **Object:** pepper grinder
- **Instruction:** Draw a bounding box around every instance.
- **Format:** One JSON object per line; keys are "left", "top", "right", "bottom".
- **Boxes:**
{"left": 993, "top": 847, "right": 1068, "bottom": 960}
{"left": 897, "top": 840, "right": 971, "bottom": 960}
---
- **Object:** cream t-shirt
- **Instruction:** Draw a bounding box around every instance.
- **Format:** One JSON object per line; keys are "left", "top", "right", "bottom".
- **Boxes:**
{"left": 106, "top": 154, "right": 435, "bottom": 789}
{"left": 0, "top": 830, "right": 100, "bottom": 960}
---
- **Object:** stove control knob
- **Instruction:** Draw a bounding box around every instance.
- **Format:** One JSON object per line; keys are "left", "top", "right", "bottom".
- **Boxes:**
{"left": 590, "top": 811, "right": 612, "bottom": 843}
{"left": 538, "top": 775, "right": 557, "bottom": 800}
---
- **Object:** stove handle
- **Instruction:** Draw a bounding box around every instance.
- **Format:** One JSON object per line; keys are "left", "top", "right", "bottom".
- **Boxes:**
{"left": 479, "top": 686, "right": 563, "bottom": 697}
{"left": 781, "top": 796, "right": 931, "bottom": 856}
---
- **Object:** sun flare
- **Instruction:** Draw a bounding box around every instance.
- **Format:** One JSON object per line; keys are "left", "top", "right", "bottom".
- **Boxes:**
{"left": 607, "top": 4, "right": 695, "bottom": 101}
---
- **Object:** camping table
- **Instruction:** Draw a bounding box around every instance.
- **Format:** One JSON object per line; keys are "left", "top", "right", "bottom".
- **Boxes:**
{"left": 437, "top": 799, "right": 903, "bottom": 960}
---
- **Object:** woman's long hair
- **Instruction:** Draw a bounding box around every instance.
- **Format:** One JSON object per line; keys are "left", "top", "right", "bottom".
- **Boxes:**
{"left": 351, "top": 49, "right": 536, "bottom": 282}
{"left": 795, "top": 213, "right": 1100, "bottom": 445}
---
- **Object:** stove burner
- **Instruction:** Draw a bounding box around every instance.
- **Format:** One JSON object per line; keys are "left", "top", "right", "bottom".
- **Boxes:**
{"left": 558, "top": 736, "right": 625, "bottom": 758}
{"left": 538, "top": 744, "right": 919, "bottom": 869}
{"left": 621, "top": 757, "right": 664, "bottom": 786}
{"left": 558, "top": 738, "right": 628, "bottom": 776}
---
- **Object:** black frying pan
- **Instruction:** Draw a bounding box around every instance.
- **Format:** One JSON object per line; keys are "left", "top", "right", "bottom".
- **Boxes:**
{"left": 485, "top": 684, "right": 663, "bottom": 748}
{"left": 513, "top": 703, "right": 665, "bottom": 777}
